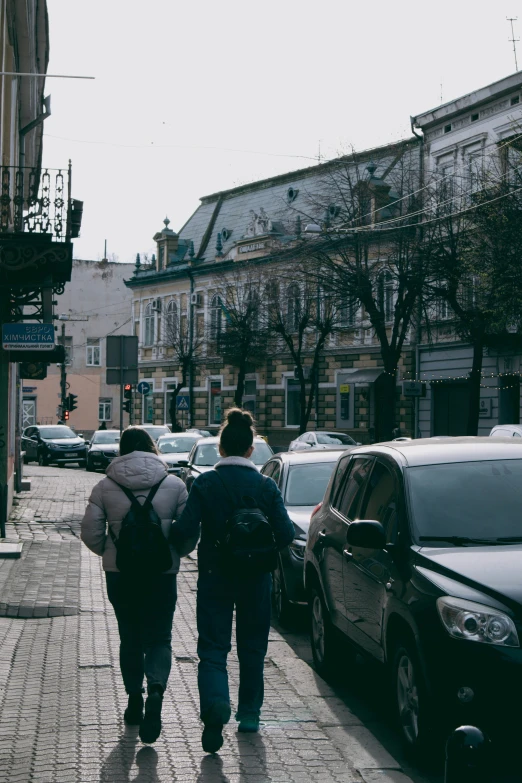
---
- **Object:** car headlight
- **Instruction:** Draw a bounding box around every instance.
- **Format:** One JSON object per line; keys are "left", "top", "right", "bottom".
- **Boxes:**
{"left": 436, "top": 596, "right": 520, "bottom": 648}
{"left": 288, "top": 539, "right": 306, "bottom": 560}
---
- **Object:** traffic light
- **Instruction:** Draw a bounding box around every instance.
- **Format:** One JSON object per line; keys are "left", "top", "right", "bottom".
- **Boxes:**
{"left": 66, "top": 393, "right": 78, "bottom": 412}
{"left": 123, "top": 384, "right": 132, "bottom": 414}
{"left": 64, "top": 410, "right": 70, "bottom": 421}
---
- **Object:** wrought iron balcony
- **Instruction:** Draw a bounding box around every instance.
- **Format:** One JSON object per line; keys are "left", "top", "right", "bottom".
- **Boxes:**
{"left": 0, "top": 163, "right": 77, "bottom": 242}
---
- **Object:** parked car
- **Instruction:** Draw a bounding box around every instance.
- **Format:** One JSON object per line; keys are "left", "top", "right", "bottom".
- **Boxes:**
{"left": 305, "top": 437, "right": 522, "bottom": 750}
{"left": 22, "top": 424, "right": 88, "bottom": 467}
{"left": 157, "top": 433, "right": 203, "bottom": 475}
{"left": 289, "top": 431, "right": 359, "bottom": 451}
{"left": 261, "top": 449, "right": 345, "bottom": 624}
{"left": 185, "top": 428, "right": 212, "bottom": 438}
{"left": 136, "top": 424, "right": 171, "bottom": 442}
{"left": 490, "top": 424, "right": 522, "bottom": 438}
{"left": 86, "top": 430, "right": 121, "bottom": 472}
{"left": 179, "top": 436, "right": 273, "bottom": 491}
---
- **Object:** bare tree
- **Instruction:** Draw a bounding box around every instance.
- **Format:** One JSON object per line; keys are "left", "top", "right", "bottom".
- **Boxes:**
{"left": 265, "top": 268, "right": 339, "bottom": 434}
{"left": 282, "top": 142, "right": 426, "bottom": 441}
{"left": 210, "top": 266, "right": 270, "bottom": 406}
{"left": 163, "top": 300, "right": 203, "bottom": 429}
{"left": 426, "top": 141, "right": 522, "bottom": 434}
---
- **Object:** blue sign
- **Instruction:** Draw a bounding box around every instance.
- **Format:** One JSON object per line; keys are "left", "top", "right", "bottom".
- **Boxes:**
{"left": 137, "top": 381, "right": 151, "bottom": 395}
{"left": 2, "top": 323, "right": 55, "bottom": 351}
{"left": 176, "top": 395, "right": 190, "bottom": 411}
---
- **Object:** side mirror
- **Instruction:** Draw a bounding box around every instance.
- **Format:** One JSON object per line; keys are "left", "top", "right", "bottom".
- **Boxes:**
{"left": 78, "top": 433, "right": 84, "bottom": 438}
{"left": 84, "top": 440, "right": 90, "bottom": 446}
{"left": 177, "top": 460, "right": 189, "bottom": 467}
{"left": 31, "top": 435, "right": 39, "bottom": 441}
{"left": 347, "top": 520, "right": 386, "bottom": 549}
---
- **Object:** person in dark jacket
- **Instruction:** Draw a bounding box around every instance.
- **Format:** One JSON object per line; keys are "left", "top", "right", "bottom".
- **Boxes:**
{"left": 170, "top": 408, "right": 294, "bottom": 753}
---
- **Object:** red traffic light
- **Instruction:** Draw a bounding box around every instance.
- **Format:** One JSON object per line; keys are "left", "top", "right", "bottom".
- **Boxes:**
{"left": 64, "top": 410, "right": 70, "bottom": 420}
{"left": 124, "top": 384, "right": 131, "bottom": 391}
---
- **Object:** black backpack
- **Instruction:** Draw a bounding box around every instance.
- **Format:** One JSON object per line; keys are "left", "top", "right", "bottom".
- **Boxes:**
{"left": 215, "top": 471, "right": 277, "bottom": 576}
{"left": 108, "top": 477, "right": 173, "bottom": 576}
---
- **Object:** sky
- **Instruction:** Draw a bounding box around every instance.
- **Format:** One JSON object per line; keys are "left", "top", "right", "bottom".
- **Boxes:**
{"left": 42, "top": 0, "right": 522, "bottom": 264}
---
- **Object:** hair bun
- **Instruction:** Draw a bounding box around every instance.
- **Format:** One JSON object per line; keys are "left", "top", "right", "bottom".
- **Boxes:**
{"left": 226, "top": 407, "right": 254, "bottom": 428}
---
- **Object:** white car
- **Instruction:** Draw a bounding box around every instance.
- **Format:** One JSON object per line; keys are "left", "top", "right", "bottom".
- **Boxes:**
{"left": 489, "top": 424, "right": 522, "bottom": 438}
{"left": 179, "top": 436, "right": 274, "bottom": 491}
{"left": 288, "top": 430, "right": 358, "bottom": 451}
{"left": 157, "top": 433, "right": 203, "bottom": 475}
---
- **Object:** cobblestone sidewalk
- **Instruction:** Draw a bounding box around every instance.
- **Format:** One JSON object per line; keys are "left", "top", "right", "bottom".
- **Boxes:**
{"left": 0, "top": 467, "right": 413, "bottom": 783}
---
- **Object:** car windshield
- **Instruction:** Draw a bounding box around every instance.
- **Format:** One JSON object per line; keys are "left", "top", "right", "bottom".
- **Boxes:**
{"left": 159, "top": 437, "right": 197, "bottom": 454}
{"left": 92, "top": 432, "right": 120, "bottom": 444}
{"left": 408, "top": 459, "right": 522, "bottom": 544}
{"left": 193, "top": 441, "right": 272, "bottom": 467}
{"left": 285, "top": 463, "right": 337, "bottom": 506}
{"left": 316, "top": 433, "right": 355, "bottom": 445}
{"left": 142, "top": 427, "right": 169, "bottom": 440}
{"left": 39, "top": 427, "right": 76, "bottom": 440}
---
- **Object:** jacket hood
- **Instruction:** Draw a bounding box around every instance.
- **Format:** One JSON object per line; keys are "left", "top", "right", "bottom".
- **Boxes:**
{"left": 106, "top": 451, "right": 168, "bottom": 490}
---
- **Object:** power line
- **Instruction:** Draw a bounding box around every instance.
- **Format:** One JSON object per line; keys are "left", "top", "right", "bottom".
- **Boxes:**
{"left": 508, "top": 17, "right": 520, "bottom": 71}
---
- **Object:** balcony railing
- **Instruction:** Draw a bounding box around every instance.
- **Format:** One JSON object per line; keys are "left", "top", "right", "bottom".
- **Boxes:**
{"left": 0, "top": 164, "right": 72, "bottom": 242}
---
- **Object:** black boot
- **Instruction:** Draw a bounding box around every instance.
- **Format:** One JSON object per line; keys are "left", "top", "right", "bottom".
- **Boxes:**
{"left": 201, "top": 701, "right": 231, "bottom": 754}
{"left": 124, "top": 693, "right": 143, "bottom": 726}
{"left": 139, "top": 685, "right": 163, "bottom": 744}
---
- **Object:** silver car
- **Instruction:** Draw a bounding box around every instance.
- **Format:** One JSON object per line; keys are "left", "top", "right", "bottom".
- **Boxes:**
{"left": 289, "top": 430, "right": 358, "bottom": 451}
{"left": 157, "top": 433, "right": 203, "bottom": 476}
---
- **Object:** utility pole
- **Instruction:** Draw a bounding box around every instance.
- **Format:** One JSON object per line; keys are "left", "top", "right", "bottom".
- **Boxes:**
{"left": 508, "top": 17, "right": 519, "bottom": 72}
{"left": 60, "top": 322, "right": 67, "bottom": 417}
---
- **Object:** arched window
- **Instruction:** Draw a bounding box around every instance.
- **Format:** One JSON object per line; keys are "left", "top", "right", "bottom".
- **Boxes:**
{"left": 286, "top": 284, "right": 301, "bottom": 331}
{"left": 144, "top": 303, "right": 154, "bottom": 346}
{"left": 210, "top": 295, "right": 223, "bottom": 342}
{"left": 264, "top": 281, "right": 279, "bottom": 323}
{"left": 165, "top": 299, "right": 178, "bottom": 341}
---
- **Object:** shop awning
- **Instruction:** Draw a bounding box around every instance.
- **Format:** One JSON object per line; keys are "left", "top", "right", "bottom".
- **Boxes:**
{"left": 343, "top": 368, "right": 384, "bottom": 384}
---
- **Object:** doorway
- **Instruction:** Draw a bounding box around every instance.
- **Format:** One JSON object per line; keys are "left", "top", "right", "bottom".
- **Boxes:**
{"left": 432, "top": 382, "right": 470, "bottom": 435}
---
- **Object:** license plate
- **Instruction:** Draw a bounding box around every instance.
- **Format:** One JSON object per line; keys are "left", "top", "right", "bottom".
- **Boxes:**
{"left": 65, "top": 452, "right": 77, "bottom": 457}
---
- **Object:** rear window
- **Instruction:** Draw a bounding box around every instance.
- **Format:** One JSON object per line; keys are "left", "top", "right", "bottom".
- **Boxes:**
{"left": 285, "top": 463, "right": 336, "bottom": 506}
{"left": 40, "top": 427, "right": 76, "bottom": 439}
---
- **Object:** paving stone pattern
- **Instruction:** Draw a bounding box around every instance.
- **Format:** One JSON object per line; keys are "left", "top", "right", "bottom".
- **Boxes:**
{"left": 0, "top": 466, "right": 413, "bottom": 782}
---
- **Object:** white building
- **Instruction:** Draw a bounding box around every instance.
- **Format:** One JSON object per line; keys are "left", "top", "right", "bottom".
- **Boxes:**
{"left": 412, "top": 70, "right": 522, "bottom": 436}
{"left": 22, "top": 259, "right": 135, "bottom": 437}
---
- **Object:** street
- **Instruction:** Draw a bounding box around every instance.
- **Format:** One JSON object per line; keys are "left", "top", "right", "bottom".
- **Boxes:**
{"left": 0, "top": 465, "right": 516, "bottom": 783}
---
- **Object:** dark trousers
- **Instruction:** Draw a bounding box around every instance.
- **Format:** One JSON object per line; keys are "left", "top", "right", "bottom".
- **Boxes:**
{"left": 197, "top": 568, "right": 272, "bottom": 724}
{"left": 106, "top": 572, "right": 177, "bottom": 694}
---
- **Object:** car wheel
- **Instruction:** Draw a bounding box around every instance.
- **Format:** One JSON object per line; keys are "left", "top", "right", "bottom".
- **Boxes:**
{"left": 78, "top": 460, "right": 87, "bottom": 468}
{"left": 272, "top": 558, "right": 293, "bottom": 626}
{"left": 309, "top": 584, "right": 338, "bottom": 676}
{"left": 86, "top": 460, "right": 95, "bottom": 472}
{"left": 22, "top": 454, "right": 28, "bottom": 465}
{"left": 38, "top": 453, "right": 48, "bottom": 467}
{"left": 392, "top": 639, "right": 432, "bottom": 751}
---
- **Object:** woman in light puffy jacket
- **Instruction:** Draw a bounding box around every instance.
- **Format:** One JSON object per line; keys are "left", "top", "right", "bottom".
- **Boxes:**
{"left": 81, "top": 426, "right": 188, "bottom": 744}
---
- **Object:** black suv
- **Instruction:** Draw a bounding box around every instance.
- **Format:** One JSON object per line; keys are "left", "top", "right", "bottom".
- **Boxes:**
{"left": 22, "top": 425, "right": 88, "bottom": 467}
{"left": 305, "top": 437, "right": 522, "bottom": 749}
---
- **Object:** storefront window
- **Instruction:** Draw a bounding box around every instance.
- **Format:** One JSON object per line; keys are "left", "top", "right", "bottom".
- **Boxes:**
{"left": 144, "top": 392, "right": 154, "bottom": 424}
{"left": 286, "top": 379, "right": 301, "bottom": 427}
{"left": 209, "top": 381, "right": 222, "bottom": 425}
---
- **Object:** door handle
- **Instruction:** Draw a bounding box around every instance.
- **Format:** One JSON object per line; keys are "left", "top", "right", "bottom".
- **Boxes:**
{"left": 343, "top": 548, "right": 353, "bottom": 561}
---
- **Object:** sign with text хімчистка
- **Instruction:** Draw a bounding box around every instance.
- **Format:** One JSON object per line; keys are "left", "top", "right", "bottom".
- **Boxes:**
{"left": 2, "top": 323, "right": 55, "bottom": 351}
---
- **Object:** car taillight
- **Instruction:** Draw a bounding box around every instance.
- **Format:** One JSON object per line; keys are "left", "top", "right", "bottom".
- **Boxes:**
{"left": 311, "top": 502, "right": 323, "bottom": 519}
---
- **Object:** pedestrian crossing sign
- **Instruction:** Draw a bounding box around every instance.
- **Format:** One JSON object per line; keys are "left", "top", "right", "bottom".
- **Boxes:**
{"left": 176, "top": 395, "right": 190, "bottom": 411}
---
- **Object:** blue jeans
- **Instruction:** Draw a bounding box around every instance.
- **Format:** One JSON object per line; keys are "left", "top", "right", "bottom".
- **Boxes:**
{"left": 197, "top": 568, "right": 272, "bottom": 724}
{"left": 106, "top": 572, "right": 177, "bottom": 693}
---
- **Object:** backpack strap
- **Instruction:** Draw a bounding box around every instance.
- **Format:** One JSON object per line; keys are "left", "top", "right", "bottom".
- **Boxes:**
{"left": 106, "top": 476, "right": 167, "bottom": 544}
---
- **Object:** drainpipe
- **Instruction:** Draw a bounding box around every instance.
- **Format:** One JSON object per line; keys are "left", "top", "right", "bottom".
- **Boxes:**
{"left": 411, "top": 117, "right": 424, "bottom": 438}
{"left": 188, "top": 267, "right": 195, "bottom": 427}
{"left": 0, "top": 0, "right": 6, "bottom": 162}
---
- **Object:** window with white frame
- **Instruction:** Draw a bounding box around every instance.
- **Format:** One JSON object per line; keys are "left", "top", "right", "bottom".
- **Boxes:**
{"left": 378, "top": 271, "right": 394, "bottom": 323}
{"left": 339, "top": 297, "right": 356, "bottom": 327}
{"left": 86, "top": 339, "right": 101, "bottom": 366}
{"left": 210, "top": 295, "right": 223, "bottom": 343}
{"left": 99, "top": 399, "right": 112, "bottom": 421}
{"left": 165, "top": 299, "right": 178, "bottom": 342}
{"left": 144, "top": 303, "right": 155, "bottom": 346}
